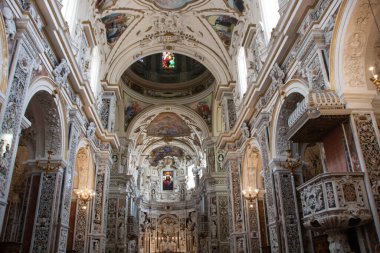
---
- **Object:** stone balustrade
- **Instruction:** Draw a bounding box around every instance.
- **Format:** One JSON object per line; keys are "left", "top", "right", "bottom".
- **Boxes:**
{"left": 297, "top": 172, "right": 371, "bottom": 231}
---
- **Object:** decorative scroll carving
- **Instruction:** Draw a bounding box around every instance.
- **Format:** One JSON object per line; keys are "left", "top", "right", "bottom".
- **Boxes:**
{"left": 74, "top": 201, "right": 88, "bottom": 252}
{"left": 53, "top": 59, "right": 71, "bottom": 87}
{"left": 227, "top": 99, "right": 237, "bottom": 130}
{"left": 2, "top": 7, "right": 16, "bottom": 40}
{"left": 228, "top": 160, "right": 243, "bottom": 233}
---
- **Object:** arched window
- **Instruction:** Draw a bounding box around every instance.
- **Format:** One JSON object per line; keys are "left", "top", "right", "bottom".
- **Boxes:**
{"left": 90, "top": 46, "right": 101, "bottom": 96}
{"left": 237, "top": 47, "right": 248, "bottom": 97}
{"left": 61, "top": 0, "right": 79, "bottom": 33}
{"left": 259, "top": 0, "right": 280, "bottom": 42}
{"left": 187, "top": 164, "right": 195, "bottom": 189}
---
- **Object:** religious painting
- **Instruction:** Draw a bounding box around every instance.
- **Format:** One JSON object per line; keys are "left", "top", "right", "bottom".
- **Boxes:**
{"left": 95, "top": 0, "right": 116, "bottom": 11}
{"left": 150, "top": 146, "right": 184, "bottom": 167}
{"left": 163, "top": 171, "right": 174, "bottom": 190}
{"left": 150, "top": 0, "right": 195, "bottom": 10}
{"left": 206, "top": 15, "right": 238, "bottom": 48}
{"left": 146, "top": 112, "right": 191, "bottom": 137}
{"left": 162, "top": 52, "right": 175, "bottom": 69}
{"left": 124, "top": 93, "right": 148, "bottom": 131}
{"left": 186, "top": 94, "right": 212, "bottom": 128}
{"left": 226, "top": 0, "right": 245, "bottom": 13}
{"left": 101, "top": 13, "right": 135, "bottom": 45}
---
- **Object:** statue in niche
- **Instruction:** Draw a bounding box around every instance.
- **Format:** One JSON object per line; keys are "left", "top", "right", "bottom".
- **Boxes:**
{"left": 118, "top": 222, "right": 125, "bottom": 240}
{"left": 76, "top": 149, "right": 89, "bottom": 188}
{"left": 211, "top": 220, "right": 217, "bottom": 238}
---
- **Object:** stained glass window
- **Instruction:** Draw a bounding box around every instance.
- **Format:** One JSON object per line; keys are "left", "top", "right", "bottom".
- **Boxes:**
{"left": 162, "top": 52, "right": 175, "bottom": 69}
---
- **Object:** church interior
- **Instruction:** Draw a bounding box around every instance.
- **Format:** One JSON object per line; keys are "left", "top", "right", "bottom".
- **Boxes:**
{"left": 0, "top": 0, "right": 380, "bottom": 252}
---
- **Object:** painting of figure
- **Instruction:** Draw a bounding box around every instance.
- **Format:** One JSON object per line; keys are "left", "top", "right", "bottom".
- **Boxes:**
{"left": 124, "top": 93, "right": 145, "bottom": 131}
{"left": 151, "top": 0, "right": 195, "bottom": 10}
{"left": 146, "top": 112, "right": 191, "bottom": 137}
{"left": 227, "top": 0, "right": 245, "bottom": 13}
{"left": 101, "top": 13, "right": 135, "bottom": 45}
{"left": 150, "top": 146, "right": 184, "bottom": 166}
{"left": 207, "top": 15, "right": 238, "bottom": 48}
{"left": 95, "top": 0, "right": 116, "bottom": 11}
{"left": 187, "top": 94, "right": 213, "bottom": 128}
{"left": 163, "top": 171, "right": 174, "bottom": 190}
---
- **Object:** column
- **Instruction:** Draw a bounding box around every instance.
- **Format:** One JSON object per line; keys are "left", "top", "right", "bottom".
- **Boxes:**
{"left": 56, "top": 109, "right": 81, "bottom": 252}
{"left": 226, "top": 158, "right": 247, "bottom": 253}
{"left": 89, "top": 152, "right": 112, "bottom": 252}
{"left": 351, "top": 112, "right": 380, "bottom": 240}
{"left": 31, "top": 169, "right": 65, "bottom": 252}
{"left": 255, "top": 115, "right": 281, "bottom": 253}
{"left": 0, "top": 33, "right": 37, "bottom": 225}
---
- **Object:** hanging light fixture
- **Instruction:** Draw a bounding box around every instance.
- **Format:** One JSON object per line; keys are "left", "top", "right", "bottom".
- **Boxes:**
{"left": 73, "top": 187, "right": 96, "bottom": 209}
{"left": 242, "top": 187, "right": 260, "bottom": 208}
{"left": 37, "top": 150, "right": 60, "bottom": 175}
{"left": 367, "top": 0, "right": 380, "bottom": 91}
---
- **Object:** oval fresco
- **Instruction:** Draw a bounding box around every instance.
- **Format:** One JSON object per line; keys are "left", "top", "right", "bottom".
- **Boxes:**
{"left": 150, "top": 0, "right": 196, "bottom": 10}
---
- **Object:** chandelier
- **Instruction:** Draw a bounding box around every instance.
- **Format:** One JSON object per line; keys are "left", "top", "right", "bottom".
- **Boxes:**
{"left": 369, "top": 67, "right": 380, "bottom": 91}
{"left": 74, "top": 187, "right": 96, "bottom": 209}
{"left": 242, "top": 187, "right": 260, "bottom": 208}
{"left": 282, "top": 149, "right": 301, "bottom": 175}
{"left": 37, "top": 150, "right": 60, "bottom": 175}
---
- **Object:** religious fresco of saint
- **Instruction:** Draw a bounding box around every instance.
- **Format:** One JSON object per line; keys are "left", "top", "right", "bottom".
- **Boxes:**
{"left": 124, "top": 93, "right": 149, "bottom": 131}
{"left": 162, "top": 171, "right": 174, "bottom": 191}
{"left": 187, "top": 94, "right": 212, "bottom": 128}
{"left": 162, "top": 52, "right": 175, "bottom": 69}
{"left": 149, "top": 0, "right": 196, "bottom": 10}
{"left": 227, "top": 0, "right": 245, "bottom": 13}
{"left": 101, "top": 13, "right": 135, "bottom": 45}
{"left": 95, "top": 0, "right": 117, "bottom": 11}
{"left": 146, "top": 112, "right": 191, "bottom": 137}
{"left": 149, "top": 146, "right": 184, "bottom": 167}
{"left": 206, "top": 15, "right": 238, "bottom": 48}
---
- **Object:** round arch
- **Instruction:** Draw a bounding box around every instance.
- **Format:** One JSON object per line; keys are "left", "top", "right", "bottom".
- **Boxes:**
{"left": 23, "top": 77, "right": 66, "bottom": 158}
{"left": 271, "top": 80, "right": 308, "bottom": 159}
{"left": 106, "top": 42, "right": 232, "bottom": 86}
{"left": 330, "top": 0, "right": 380, "bottom": 99}
{"left": 125, "top": 104, "right": 211, "bottom": 141}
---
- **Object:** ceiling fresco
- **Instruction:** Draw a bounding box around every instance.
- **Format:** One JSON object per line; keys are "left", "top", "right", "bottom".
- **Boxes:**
{"left": 206, "top": 15, "right": 238, "bottom": 48}
{"left": 149, "top": 146, "right": 185, "bottom": 167}
{"left": 101, "top": 13, "right": 135, "bottom": 45}
{"left": 95, "top": 0, "right": 117, "bottom": 11}
{"left": 149, "top": 0, "right": 197, "bottom": 10}
{"left": 146, "top": 112, "right": 191, "bottom": 137}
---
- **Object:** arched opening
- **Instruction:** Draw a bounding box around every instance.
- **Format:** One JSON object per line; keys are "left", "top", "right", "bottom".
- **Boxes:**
{"left": 0, "top": 89, "right": 63, "bottom": 252}
{"left": 66, "top": 144, "right": 96, "bottom": 252}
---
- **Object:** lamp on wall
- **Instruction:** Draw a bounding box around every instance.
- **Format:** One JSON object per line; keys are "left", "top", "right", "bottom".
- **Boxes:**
{"left": 37, "top": 150, "right": 60, "bottom": 175}
{"left": 242, "top": 187, "right": 260, "bottom": 208}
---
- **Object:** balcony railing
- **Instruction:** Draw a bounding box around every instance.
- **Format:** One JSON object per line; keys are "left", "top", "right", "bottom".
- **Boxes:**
{"left": 286, "top": 91, "right": 348, "bottom": 142}
{"left": 297, "top": 172, "right": 371, "bottom": 231}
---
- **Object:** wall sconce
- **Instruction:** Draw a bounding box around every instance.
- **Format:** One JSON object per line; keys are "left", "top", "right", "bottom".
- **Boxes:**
{"left": 74, "top": 187, "right": 96, "bottom": 209}
{"left": 242, "top": 187, "right": 259, "bottom": 208}
{"left": 37, "top": 150, "right": 60, "bottom": 175}
{"left": 369, "top": 67, "right": 380, "bottom": 91}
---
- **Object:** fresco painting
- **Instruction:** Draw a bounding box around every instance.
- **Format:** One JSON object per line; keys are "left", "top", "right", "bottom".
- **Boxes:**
{"left": 95, "top": 0, "right": 116, "bottom": 11}
{"left": 151, "top": 0, "right": 195, "bottom": 10}
{"left": 206, "top": 15, "right": 238, "bottom": 48}
{"left": 146, "top": 112, "right": 191, "bottom": 137}
{"left": 187, "top": 94, "right": 212, "bottom": 128}
{"left": 124, "top": 93, "right": 148, "bottom": 131}
{"left": 150, "top": 146, "right": 184, "bottom": 167}
{"left": 101, "top": 13, "right": 135, "bottom": 45}
{"left": 227, "top": 0, "right": 245, "bottom": 13}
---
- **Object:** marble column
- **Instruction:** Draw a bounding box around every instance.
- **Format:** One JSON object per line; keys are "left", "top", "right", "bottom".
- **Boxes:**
{"left": 89, "top": 152, "right": 112, "bottom": 252}
{"left": 56, "top": 109, "right": 81, "bottom": 252}
{"left": 226, "top": 158, "right": 247, "bottom": 253}
{"left": 255, "top": 116, "right": 281, "bottom": 253}
{"left": 351, "top": 112, "right": 380, "bottom": 241}
{"left": 31, "top": 169, "right": 65, "bottom": 252}
{"left": 0, "top": 36, "right": 37, "bottom": 225}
